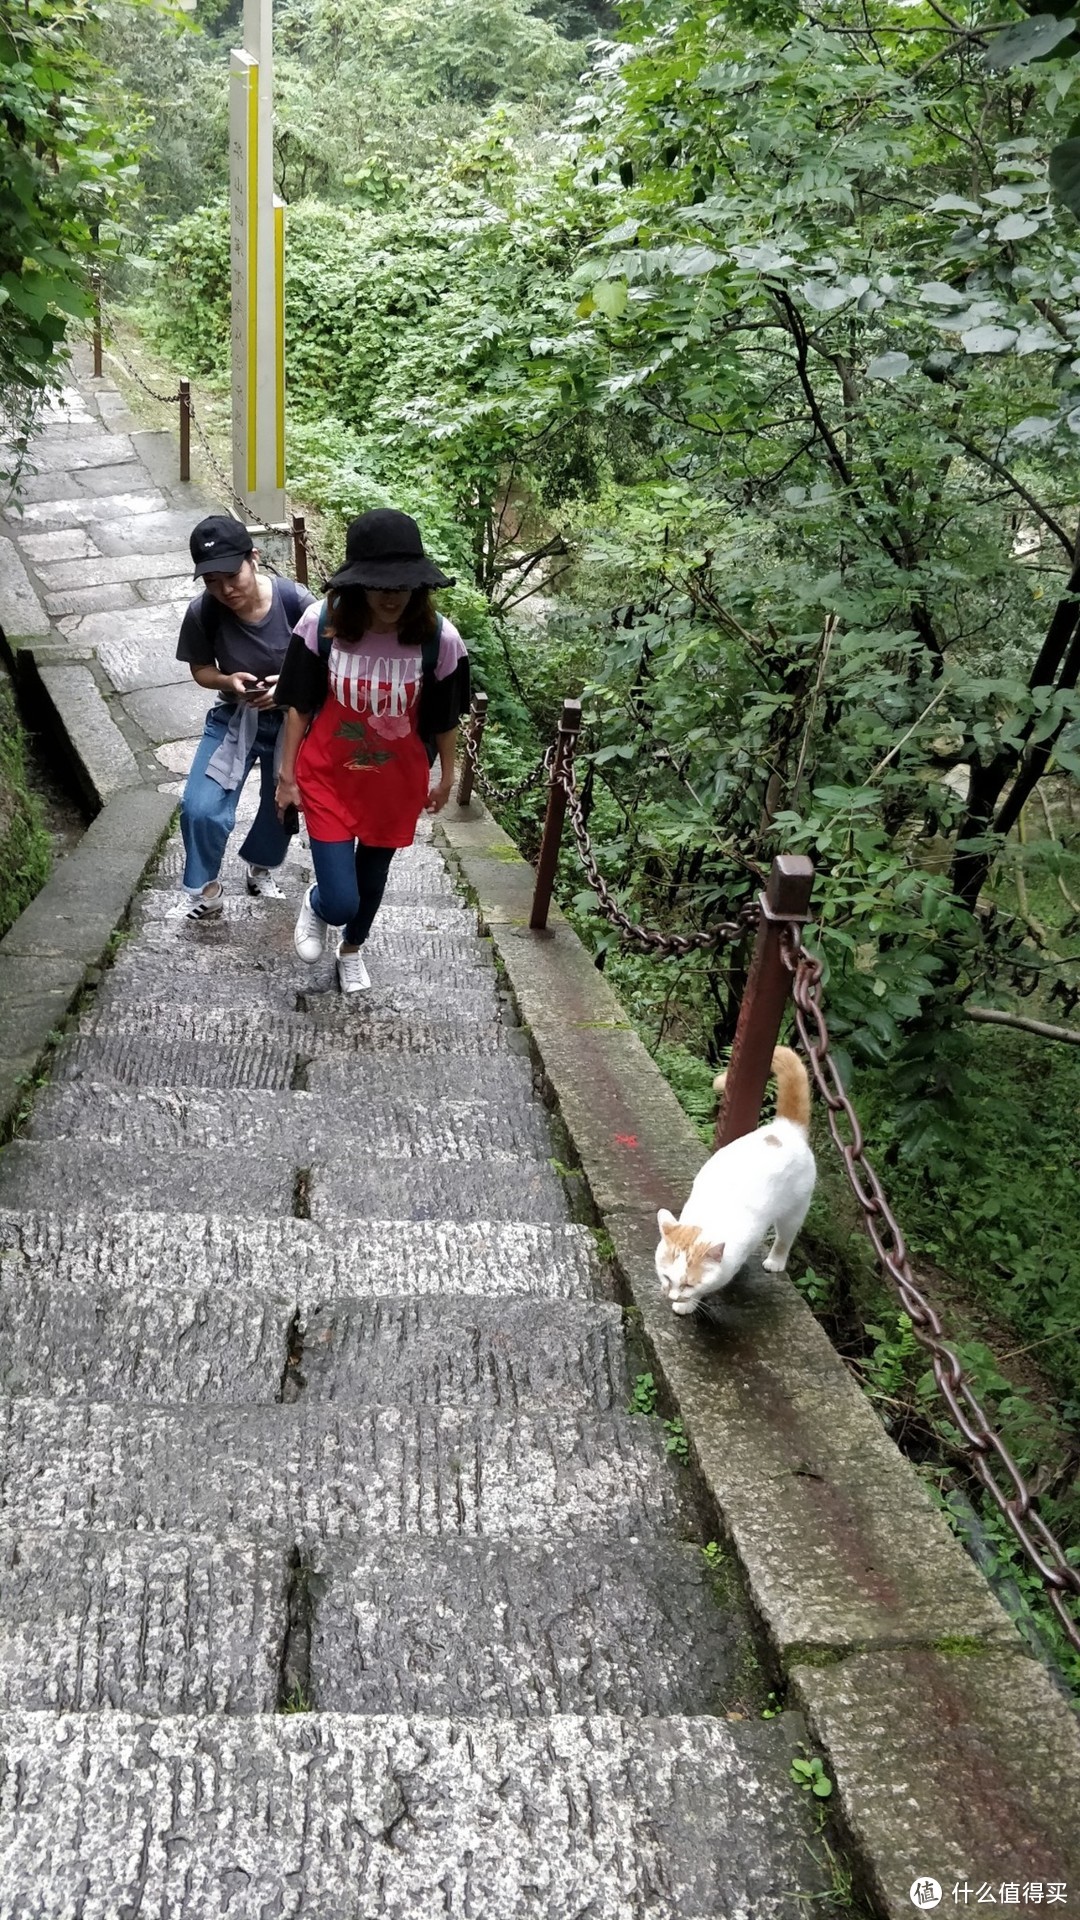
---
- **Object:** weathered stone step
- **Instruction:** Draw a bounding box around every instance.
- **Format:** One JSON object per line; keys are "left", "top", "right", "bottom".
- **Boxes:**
{"left": 0, "top": 1278, "right": 623, "bottom": 1411}
{"left": 91, "top": 965, "right": 500, "bottom": 1021}
{"left": 28, "top": 1086, "right": 551, "bottom": 1160}
{"left": 0, "top": 1710, "right": 822, "bottom": 1917}
{"left": 293, "top": 1298, "right": 625, "bottom": 1410}
{"left": 0, "top": 1403, "right": 687, "bottom": 1540}
{"left": 135, "top": 886, "right": 475, "bottom": 928}
{"left": 153, "top": 842, "right": 459, "bottom": 897}
{"left": 304, "top": 1051, "right": 537, "bottom": 1101}
{"left": 52, "top": 1030, "right": 534, "bottom": 1094}
{"left": 94, "top": 946, "right": 496, "bottom": 1012}
{"left": 134, "top": 914, "right": 494, "bottom": 969}
{"left": 0, "top": 1141, "right": 297, "bottom": 1217}
{"left": 0, "top": 1531, "right": 287, "bottom": 1714}
{"left": 76, "top": 997, "right": 501, "bottom": 1048}
{"left": 0, "top": 1142, "right": 569, "bottom": 1224}
{"left": 308, "top": 1154, "right": 570, "bottom": 1226}
{"left": 0, "top": 1211, "right": 605, "bottom": 1303}
{"left": 306, "top": 1538, "right": 749, "bottom": 1718}
{"left": 0, "top": 1274, "right": 292, "bottom": 1403}
{"left": 47, "top": 1145, "right": 555, "bottom": 1232}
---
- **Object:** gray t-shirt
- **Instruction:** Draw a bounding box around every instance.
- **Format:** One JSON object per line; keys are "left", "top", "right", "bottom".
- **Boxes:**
{"left": 176, "top": 576, "right": 314, "bottom": 686}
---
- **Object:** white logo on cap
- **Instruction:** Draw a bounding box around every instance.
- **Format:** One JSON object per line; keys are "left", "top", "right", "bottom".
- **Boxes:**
{"left": 204, "top": 539, "right": 216, "bottom": 548}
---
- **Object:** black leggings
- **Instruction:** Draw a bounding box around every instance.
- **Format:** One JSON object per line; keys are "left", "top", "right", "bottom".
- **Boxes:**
{"left": 309, "top": 839, "right": 396, "bottom": 945}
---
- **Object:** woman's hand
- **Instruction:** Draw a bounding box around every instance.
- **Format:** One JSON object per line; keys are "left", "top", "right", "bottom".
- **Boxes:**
{"left": 247, "top": 673, "right": 279, "bottom": 712}
{"left": 276, "top": 772, "right": 301, "bottom": 822}
{"left": 222, "top": 670, "right": 261, "bottom": 700}
{"left": 425, "top": 775, "right": 454, "bottom": 815}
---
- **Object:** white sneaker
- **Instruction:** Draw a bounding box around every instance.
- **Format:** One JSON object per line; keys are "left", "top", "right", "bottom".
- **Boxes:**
{"left": 179, "top": 882, "right": 223, "bottom": 922}
{"left": 246, "top": 865, "right": 285, "bottom": 900}
{"left": 293, "top": 884, "right": 327, "bottom": 962}
{"left": 336, "top": 944, "right": 371, "bottom": 994}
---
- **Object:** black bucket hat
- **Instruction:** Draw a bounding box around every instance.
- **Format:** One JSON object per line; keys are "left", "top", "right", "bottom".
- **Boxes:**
{"left": 324, "top": 509, "right": 455, "bottom": 592}
{"left": 190, "top": 514, "right": 254, "bottom": 578}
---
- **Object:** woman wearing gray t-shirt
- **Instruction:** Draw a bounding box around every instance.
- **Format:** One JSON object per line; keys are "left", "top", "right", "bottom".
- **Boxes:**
{"left": 174, "top": 514, "right": 313, "bottom": 920}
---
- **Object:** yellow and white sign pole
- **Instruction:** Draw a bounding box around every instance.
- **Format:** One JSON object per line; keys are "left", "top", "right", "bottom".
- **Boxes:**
{"left": 229, "top": 0, "right": 285, "bottom": 526}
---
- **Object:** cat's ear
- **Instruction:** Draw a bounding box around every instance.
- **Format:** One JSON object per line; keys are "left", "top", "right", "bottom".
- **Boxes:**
{"left": 657, "top": 1208, "right": 678, "bottom": 1236}
{"left": 702, "top": 1241, "right": 726, "bottom": 1265}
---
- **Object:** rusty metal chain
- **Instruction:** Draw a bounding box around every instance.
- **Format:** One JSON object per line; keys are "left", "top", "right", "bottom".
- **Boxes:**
{"left": 95, "top": 305, "right": 421, "bottom": 593}
{"left": 554, "top": 752, "right": 756, "bottom": 955}
{"left": 100, "top": 334, "right": 183, "bottom": 408}
{"left": 458, "top": 720, "right": 548, "bottom": 805}
{"left": 781, "top": 927, "right": 1080, "bottom": 1655}
{"left": 182, "top": 398, "right": 269, "bottom": 535}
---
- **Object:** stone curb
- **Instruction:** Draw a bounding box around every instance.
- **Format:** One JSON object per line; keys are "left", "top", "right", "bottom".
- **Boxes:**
{"left": 0, "top": 785, "right": 176, "bottom": 1134}
{"left": 436, "top": 798, "right": 1080, "bottom": 1917}
{"left": 0, "top": 358, "right": 213, "bottom": 1133}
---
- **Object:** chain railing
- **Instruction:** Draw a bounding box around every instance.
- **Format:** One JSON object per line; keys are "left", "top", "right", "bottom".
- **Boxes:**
{"left": 92, "top": 297, "right": 339, "bottom": 587}
{"left": 782, "top": 927, "right": 1080, "bottom": 1657}
{"left": 457, "top": 694, "right": 549, "bottom": 809}
{"left": 554, "top": 731, "right": 759, "bottom": 953}
{"left": 456, "top": 683, "right": 1080, "bottom": 1649}
{"left": 458, "top": 690, "right": 757, "bottom": 949}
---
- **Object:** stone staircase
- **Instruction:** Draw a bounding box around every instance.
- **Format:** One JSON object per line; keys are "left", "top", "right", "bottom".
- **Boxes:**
{"left": 0, "top": 819, "right": 830, "bottom": 1914}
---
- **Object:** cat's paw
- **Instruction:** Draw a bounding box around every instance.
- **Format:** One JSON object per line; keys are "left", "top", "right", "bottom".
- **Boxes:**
{"left": 762, "top": 1251, "right": 789, "bottom": 1273}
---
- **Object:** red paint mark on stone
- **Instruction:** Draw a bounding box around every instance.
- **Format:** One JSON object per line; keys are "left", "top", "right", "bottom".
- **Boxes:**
{"left": 614, "top": 1133, "right": 639, "bottom": 1148}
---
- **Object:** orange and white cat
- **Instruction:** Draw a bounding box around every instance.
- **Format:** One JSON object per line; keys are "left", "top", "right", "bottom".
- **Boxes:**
{"left": 656, "top": 1046, "right": 815, "bottom": 1315}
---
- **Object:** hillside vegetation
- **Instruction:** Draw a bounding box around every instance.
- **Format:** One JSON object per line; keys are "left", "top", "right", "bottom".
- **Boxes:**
{"left": 8, "top": 0, "right": 1080, "bottom": 1682}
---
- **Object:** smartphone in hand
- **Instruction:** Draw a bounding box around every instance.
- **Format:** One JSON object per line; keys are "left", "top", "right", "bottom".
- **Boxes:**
{"left": 281, "top": 803, "right": 300, "bottom": 835}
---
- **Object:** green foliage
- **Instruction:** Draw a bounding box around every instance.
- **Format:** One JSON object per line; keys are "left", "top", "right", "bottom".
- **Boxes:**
{"left": 857, "top": 1024, "right": 1080, "bottom": 1420}
{"left": 663, "top": 1414, "right": 689, "bottom": 1460}
{"left": 0, "top": 682, "right": 51, "bottom": 939}
{"left": 0, "top": 0, "right": 142, "bottom": 481}
{"left": 790, "top": 1755, "right": 833, "bottom": 1800}
{"left": 627, "top": 1370, "right": 657, "bottom": 1415}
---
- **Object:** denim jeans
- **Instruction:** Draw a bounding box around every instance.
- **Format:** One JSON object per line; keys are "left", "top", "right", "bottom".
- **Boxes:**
{"left": 309, "top": 839, "right": 396, "bottom": 946}
{"left": 180, "top": 704, "right": 289, "bottom": 891}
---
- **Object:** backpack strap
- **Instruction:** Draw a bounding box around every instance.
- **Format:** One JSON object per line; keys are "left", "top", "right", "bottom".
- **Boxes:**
{"left": 316, "top": 600, "right": 333, "bottom": 661}
{"left": 277, "top": 577, "right": 307, "bottom": 627}
{"left": 421, "top": 613, "right": 443, "bottom": 681}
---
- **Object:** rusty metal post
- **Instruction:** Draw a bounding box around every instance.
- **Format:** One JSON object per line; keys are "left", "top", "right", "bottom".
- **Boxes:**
{"left": 292, "top": 512, "right": 309, "bottom": 586}
{"left": 714, "top": 854, "right": 815, "bottom": 1148}
{"left": 179, "top": 379, "right": 191, "bottom": 483}
{"left": 91, "top": 272, "right": 103, "bottom": 378}
{"left": 456, "top": 692, "right": 488, "bottom": 807}
{"left": 530, "top": 698, "right": 582, "bottom": 931}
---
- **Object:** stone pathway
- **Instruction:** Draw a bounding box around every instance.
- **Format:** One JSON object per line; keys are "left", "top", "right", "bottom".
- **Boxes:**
{"left": 0, "top": 364, "right": 832, "bottom": 1913}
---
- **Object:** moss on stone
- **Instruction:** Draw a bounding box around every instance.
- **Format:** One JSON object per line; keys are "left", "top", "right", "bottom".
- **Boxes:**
{"left": 0, "top": 679, "right": 51, "bottom": 940}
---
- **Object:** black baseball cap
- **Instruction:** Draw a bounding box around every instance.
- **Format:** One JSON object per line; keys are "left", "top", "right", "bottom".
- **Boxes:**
{"left": 190, "top": 514, "right": 254, "bottom": 578}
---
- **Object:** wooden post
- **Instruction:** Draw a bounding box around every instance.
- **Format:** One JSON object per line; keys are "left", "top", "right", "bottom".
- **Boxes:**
{"left": 179, "top": 380, "right": 191, "bottom": 483}
{"left": 291, "top": 512, "right": 309, "bottom": 586}
{"left": 92, "top": 273, "right": 103, "bottom": 379}
{"left": 714, "top": 854, "right": 815, "bottom": 1149}
{"left": 530, "top": 698, "right": 582, "bottom": 931}
{"left": 456, "top": 692, "right": 488, "bottom": 807}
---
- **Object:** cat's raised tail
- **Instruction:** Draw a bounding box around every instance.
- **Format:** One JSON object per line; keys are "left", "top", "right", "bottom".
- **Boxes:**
{"left": 712, "top": 1044, "right": 811, "bottom": 1131}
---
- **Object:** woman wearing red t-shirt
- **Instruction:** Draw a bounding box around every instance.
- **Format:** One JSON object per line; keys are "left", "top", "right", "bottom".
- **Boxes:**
{"left": 274, "top": 509, "right": 469, "bottom": 993}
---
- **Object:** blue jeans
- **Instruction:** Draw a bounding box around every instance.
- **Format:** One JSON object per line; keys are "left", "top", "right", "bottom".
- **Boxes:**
{"left": 180, "top": 705, "right": 290, "bottom": 891}
{"left": 309, "top": 839, "right": 396, "bottom": 946}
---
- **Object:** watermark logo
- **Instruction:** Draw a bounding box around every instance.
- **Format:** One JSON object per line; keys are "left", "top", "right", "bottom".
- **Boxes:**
{"left": 910, "top": 1881, "right": 943, "bottom": 1912}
